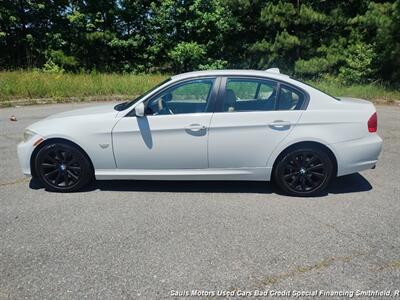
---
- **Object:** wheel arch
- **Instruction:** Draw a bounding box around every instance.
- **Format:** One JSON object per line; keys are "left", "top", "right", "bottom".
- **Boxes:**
{"left": 30, "top": 138, "right": 94, "bottom": 178}
{"left": 271, "top": 141, "right": 338, "bottom": 179}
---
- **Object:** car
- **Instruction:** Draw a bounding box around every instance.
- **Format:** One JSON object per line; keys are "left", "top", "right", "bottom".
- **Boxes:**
{"left": 17, "top": 69, "right": 383, "bottom": 196}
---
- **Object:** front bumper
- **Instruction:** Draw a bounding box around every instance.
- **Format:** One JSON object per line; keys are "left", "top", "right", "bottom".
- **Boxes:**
{"left": 17, "top": 134, "right": 43, "bottom": 176}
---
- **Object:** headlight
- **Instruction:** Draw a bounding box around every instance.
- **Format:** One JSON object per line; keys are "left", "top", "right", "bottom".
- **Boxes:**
{"left": 23, "top": 129, "right": 36, "bottom": 142}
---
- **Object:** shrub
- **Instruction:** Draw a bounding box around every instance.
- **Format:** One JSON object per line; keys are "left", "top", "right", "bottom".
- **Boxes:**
{"left": 338, "top": 42, "right": 376, "bottom": 84}
{"left": 168, "top": 42, "right": 206, "bottom": 72}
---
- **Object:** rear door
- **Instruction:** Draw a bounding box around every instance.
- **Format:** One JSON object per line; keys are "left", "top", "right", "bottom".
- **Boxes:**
{"left": 208, "top": 77, "right": 305, "bottom": 173}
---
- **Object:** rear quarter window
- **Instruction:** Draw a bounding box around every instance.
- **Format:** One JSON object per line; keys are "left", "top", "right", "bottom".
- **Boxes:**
{"left": 277, "top": 84, "right": 306, "bottom": 110}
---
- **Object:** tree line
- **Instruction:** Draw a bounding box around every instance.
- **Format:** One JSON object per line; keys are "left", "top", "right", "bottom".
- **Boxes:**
{"left": 0, "top": 0, "right": 399, "bottom": 84}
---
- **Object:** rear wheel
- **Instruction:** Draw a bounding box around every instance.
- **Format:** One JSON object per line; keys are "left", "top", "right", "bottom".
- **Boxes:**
{"left": 35, "top": 142, "right": 93, "bottom": 192}
{"left": 274, "top": 147, "right": 333, "bottom": 196}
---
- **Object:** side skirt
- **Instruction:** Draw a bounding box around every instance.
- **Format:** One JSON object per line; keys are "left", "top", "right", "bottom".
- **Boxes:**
{"left": 95, "top": 167, "right": 270, "bottom": 181}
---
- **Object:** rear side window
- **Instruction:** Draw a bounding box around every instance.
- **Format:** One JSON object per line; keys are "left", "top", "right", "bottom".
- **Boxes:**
{"left": 277, "top": 85, "right": 305, "bottom": 110}
{"left": 222, "top": 78, "right": 277, "bottom": 112}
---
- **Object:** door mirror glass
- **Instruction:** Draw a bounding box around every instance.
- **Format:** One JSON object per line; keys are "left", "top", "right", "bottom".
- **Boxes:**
{"left": 135, "top": 102, "right": 145, "bottom": 117}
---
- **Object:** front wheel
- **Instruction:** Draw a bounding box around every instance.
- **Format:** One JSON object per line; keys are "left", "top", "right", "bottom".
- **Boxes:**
{"left": 35, "top": 142, "right": 93, "bottom": 192}
{"left": 273, "top": 147, "right": 333, "bottom": 197}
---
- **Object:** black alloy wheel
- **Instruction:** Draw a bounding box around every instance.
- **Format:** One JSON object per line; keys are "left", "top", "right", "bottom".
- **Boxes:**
{"left": 35, "top": 142, "right": 93, "bottom": 192}
{"left": 274, "top": 147, "right": 333, "bottom": 196}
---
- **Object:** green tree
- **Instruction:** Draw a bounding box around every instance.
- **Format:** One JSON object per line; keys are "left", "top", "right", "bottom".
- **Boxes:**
{"left": 351, "top": 1, "right": 400, "bottom": 82}
{"left": 168, "top": 42, "right": 206, "bottom": 72}
{"left": 0, "top": 0, "right": 398, "bottom": 85}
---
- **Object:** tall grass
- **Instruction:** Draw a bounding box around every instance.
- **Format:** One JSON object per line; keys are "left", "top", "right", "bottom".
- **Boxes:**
{"left": 308, "top": 80, "right": 400, "bottom": 103}
{"left": 0, "top": 70, "right": 168, "bottom": 104}
{"left": 0, "top": 70, "right": 398, "bottom": 106}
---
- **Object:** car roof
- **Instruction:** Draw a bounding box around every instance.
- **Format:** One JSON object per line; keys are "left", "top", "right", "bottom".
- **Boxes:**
{"left": 171, "top": 69, "right": 290, "bottom": 81}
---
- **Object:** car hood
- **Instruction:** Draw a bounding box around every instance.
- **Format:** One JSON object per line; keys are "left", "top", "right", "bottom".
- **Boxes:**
{"left": 46, "top": 103, "right": 118, "bottom": 120}
{"left": 26, "top": 103, "right": 119, "bottom": 135}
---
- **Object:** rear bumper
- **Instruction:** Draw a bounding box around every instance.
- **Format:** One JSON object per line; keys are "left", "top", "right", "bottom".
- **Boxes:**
{"left": 333, "top": 134, "right": 383, "bottom": 176}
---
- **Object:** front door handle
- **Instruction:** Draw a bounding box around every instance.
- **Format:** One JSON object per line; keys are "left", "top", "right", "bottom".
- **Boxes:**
{"left": 184, "top": 124, "right": 207, "bottom": 132}
{"left": 269, "top": 120, "right": 291, "bottom": 128}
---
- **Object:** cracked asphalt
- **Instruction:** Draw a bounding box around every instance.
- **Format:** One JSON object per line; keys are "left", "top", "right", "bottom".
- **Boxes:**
{"left": 0, "top": 103, "right": 399, "bottom": 299}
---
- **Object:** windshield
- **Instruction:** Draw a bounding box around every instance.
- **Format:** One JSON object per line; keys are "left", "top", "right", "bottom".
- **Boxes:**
{"left": 114, "top": 77, "right": 172, "bottom": 111}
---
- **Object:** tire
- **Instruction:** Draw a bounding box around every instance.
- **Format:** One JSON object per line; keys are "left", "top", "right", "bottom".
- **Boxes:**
{"left": 34, "top": 142, "right": 93, "bottom": 192}
{"left": 273, "top": 147, "right": 333, "bottom": 197}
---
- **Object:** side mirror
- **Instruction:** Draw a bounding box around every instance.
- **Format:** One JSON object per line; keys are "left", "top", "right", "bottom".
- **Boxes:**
{"left": 135, "top": 102, "right": 145, "bottom": 117}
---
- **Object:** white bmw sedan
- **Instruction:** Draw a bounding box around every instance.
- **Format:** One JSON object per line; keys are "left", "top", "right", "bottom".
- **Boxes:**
{"left": 17, "top": 69, "right": 383, "bottom": 196}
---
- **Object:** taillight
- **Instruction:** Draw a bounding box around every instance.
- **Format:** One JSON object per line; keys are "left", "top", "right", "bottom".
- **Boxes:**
{"left": 368, "top": 112, "right": 377, "bottom": 133}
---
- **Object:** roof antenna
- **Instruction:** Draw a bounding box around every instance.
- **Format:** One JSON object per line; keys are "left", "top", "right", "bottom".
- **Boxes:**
{"left": 265, "top": 68, "right": 280, "bottom": 74}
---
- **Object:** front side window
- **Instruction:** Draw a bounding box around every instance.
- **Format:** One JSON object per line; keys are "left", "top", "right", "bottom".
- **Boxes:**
{"left": 222, "top": 78, "right": 277, "bottom": 112}
{"left": 146, "top": 79, "right": 215, "bottom": 115}
{"left": 115, "top": 78, "right": 171, "bottom": 111}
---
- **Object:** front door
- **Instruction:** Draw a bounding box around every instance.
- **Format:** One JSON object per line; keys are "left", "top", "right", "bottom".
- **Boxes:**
{"left": 112, "top": 78, "right": 217, "bottom": 169}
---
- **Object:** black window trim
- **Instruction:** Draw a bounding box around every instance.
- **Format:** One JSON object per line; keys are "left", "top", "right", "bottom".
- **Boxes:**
{"left": 127, "top": 76, "right": 220, "bottom": 117}
{"left": 214, "top": 75, "right": 310, "bottom": 113}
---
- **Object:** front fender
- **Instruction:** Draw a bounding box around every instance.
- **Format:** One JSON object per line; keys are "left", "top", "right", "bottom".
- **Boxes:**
{"left": 28, "top": 113, "right": 118, "bottom": 170}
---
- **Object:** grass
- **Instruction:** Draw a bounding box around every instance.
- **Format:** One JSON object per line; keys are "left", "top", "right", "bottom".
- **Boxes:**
{"left": 308, "top": 80, "right": 400, "bottom": 104}
{"left": 0, "top": 70, "right": 168, "bottom": 106}
{"left": 0, "top": 70, "right": 399, "bottom": 107}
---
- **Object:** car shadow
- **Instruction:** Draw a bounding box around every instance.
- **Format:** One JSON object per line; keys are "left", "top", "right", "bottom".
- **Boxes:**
{"left": 29, "top": 173, "right": 372, "bottom": 196}
{"left": 327, "top": 173, "right": 372, "bottom": 194}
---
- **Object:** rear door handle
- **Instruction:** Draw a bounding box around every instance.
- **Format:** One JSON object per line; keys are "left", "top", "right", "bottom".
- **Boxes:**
{"left": 269, "top": 120, "right": 291, "bottom": 128}
{"left": 184, "top": 124, "right": 207, "bottom": 132}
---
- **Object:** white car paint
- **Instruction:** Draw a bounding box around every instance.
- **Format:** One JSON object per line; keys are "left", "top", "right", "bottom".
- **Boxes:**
{"left": 208, "top": 110, "right": 303, "bottom": 179}
{"left": 112, "top": 112, "right": 213, "bottom": 169}
{"left": 17, "top": 69, "right": 383, "bottom": 182}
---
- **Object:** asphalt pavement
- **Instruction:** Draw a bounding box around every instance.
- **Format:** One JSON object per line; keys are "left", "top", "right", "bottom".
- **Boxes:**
{"left": 0, "top": 103, "right": 399, "bottom": 299}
